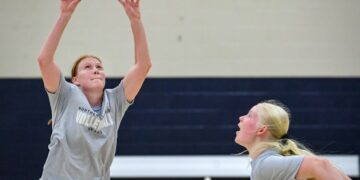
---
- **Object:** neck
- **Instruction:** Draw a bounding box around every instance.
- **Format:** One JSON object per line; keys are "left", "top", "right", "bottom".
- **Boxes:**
{"left": 246, "top": 137, "right": 271, "bottom": 159}
{"left": 245, "top": 143, "right": 257, "bottom": 159}
{"left": 82, "top": 89, "right": 103, "bottom": 107}
{"left": 248, "top": 145, "right": 264, "bottom": 160}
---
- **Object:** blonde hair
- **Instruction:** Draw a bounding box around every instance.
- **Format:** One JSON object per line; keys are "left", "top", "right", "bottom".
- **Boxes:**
{"left": 253, "top": 100, "right": 313, "bottom": 156}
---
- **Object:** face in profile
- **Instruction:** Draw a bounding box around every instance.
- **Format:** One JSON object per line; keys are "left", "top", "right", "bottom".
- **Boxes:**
{"left": 72, "top": 57, "right": 106, "bottom": 91}
{"left": 235, "top": 105, "right": 262, "bottom": 148}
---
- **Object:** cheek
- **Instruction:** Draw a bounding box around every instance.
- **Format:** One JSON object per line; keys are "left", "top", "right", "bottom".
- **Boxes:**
{"left": 241, "top": 121, "right": 258, "bottom": 135}
{"left": 75, "top": 72, "right": 90, "bottom": 83}
{"left": 235, "top": 123, "right": 257, "bottom": 145}
{"left": 100, "top": 71, "right": 106, "bottom": 77}
{"left": 77, "top": 74, "right": 87, "bottom": 81}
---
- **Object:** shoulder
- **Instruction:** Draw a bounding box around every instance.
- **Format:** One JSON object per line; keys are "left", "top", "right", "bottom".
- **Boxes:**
{"left": 105, "top": 80, "right": 125, "bottom": 94}
{"left": 251, "top": 150, "right": 278, "bottom": 179}
{"left": 251, "top": 150, "right": 304, "bottom": 180}
{"left": 263, "top": 152, "right": 304, "bottom": 164}
{"left": 47, "top": 75, "right": 78, "bottom": 99}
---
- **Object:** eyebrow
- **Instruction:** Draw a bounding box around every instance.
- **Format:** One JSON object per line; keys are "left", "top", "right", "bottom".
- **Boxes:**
{"left": 82, "top": 61, "right": 102, "bottom": 66}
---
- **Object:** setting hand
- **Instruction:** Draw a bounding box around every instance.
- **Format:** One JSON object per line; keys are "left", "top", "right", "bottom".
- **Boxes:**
{"left": 118, "top": 0, "right": 141, "bottom": 22}
{"left": 60, "top": 0, "right": 81, "bottom": 15}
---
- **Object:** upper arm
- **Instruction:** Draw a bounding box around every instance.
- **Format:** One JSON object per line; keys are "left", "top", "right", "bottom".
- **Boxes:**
{"left": 38, "top": 59, "right": 61, "bottom": 93}
{"left": 296, "top": 156, "right": 318, "bottom": 179}
{"left": 122, "top": 63, "right": 151, "bottom": 102}
{"left": 296, "top": 156, "right": 350, "bottom": 180}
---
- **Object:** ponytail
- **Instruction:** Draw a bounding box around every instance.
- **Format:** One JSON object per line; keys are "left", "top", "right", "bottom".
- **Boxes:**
{"left": 252, "top": 138, "right": 314, "bottom": 157}
{"left": 277, "top": 138, "right": 313, "bottom": 156}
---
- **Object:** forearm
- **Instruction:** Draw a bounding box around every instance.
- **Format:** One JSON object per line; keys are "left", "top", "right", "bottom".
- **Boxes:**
{"left": 38, "top": 13, "right": 72, "bottom": 64}
{"left": 119, "top": 0, "right": 151, "bottom": 101}
{"left": 130, "top": 20, "right": 151, "bottom": 68}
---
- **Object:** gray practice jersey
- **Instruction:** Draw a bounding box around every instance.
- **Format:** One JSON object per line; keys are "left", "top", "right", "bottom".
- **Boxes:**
{"left": 40, "top": 75, "right": 132, "bottom": 180}
{"left": 251, "top": 149, "right": 304, "bottom": 180}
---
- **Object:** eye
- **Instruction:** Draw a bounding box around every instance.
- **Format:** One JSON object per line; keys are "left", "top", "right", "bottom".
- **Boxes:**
{"left": 84, "top": 65, "right": 91, "bottom": 69}
{"left": 96, "top": 65, "right": 103, "bottom": 70}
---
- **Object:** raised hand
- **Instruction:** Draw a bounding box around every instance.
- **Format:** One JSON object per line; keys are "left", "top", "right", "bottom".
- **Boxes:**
{"left": 118, "top": 0, "right": 141, "bottom": 22}
{"left": 60, "top": 0, "right": 81, "bottom": 15}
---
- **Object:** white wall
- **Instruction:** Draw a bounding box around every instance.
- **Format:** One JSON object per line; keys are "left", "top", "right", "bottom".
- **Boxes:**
{"left": 1, "top": 0, "right": 359, "bottom": 78}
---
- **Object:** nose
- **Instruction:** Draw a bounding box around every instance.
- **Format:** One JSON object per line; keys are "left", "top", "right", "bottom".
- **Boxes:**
{"left": 94, "top": 68, "right": 99, "bottom": 74}
{"left": 239, "top": 116, "right": 243, "bottom": 122}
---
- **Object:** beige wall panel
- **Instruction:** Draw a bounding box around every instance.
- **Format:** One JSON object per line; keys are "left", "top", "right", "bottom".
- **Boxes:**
{"left": 0, "top": 0, "right": 359, "bottom": 77}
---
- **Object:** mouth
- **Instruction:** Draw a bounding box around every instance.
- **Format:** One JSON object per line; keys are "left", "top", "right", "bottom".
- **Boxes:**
{"left": 91, "top": 78, "right": 102, "bottom": 81}
{"left": 236, "top": 124, "right": 241, "bottom": 133}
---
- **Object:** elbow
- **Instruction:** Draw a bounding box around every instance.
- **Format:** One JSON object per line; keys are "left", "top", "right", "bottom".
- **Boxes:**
{"left": 142, "top": 62, "right": 152, "bottom": 75}
{"left": 37, "top": 56, "right": 47, "bottom": 66}
{"left": 146, "top": 61, "right": 152, "bottom": 71}
{"left": 143, "top": 56, "right": 152, "bottom": 69}
{"left": 140, "top": 59, "right": 152, "bottom": 73}
{"left": 37, "top": 55, "right": 52, "bottom": 67}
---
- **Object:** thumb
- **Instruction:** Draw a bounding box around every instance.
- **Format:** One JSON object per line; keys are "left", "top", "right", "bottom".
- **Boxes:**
{"left": 69, "top": 0, "right": 81, "bottom": 8}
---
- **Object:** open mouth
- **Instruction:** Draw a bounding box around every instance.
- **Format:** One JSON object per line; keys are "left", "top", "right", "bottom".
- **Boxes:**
{"left": 236, "top": 124, "right": 241, "bottom": 134}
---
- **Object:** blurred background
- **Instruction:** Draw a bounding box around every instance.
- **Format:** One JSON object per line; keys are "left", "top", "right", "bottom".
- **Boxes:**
{"left": 0, "top": 0, "right": 359, "bottom": 179}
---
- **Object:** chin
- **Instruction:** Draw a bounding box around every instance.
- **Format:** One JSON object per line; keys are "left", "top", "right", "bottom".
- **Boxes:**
{"left": 234, "top": 137, "right": 241, "bottom": 145}
{"left": 235, "top": 136, "right": 245, "bottom": 146}
{"left": 93, "top": 82, "right": 105, "bottom": 88}
{"left": 96, "top": 85, "right": 105, "bottom": 90}
{"left": 87, "top": 84, "right": 105, "bottom": 91}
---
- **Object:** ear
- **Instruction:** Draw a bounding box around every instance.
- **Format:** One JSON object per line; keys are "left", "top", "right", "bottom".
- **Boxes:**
{"left": 257, "top": 126, "right": 268, "bottom": 136}
{"left": 72, "top": 76, "right": 80, "bottom": 86}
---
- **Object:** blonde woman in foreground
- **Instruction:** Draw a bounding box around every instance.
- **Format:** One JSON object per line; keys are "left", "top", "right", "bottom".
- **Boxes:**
{"left": 235, "top": 100, "right": 350, "bottom": 180}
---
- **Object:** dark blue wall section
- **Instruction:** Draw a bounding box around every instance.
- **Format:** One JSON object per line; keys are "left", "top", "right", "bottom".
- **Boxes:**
{"left": 0, "top": 78, "right": 359, "bottom": 179}
{"left": 114, "top": 78, "right": 360, "bottom": 155}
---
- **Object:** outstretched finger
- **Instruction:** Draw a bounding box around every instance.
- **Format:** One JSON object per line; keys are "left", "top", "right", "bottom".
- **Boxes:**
{"left": 118, "top": 0, "right": 125, "bottom": 6}
{"left": 69, "top": 0, "right": 81, "bottom": 8}
{"left": 134, "top": 0, "right": 140, "bottom": 7}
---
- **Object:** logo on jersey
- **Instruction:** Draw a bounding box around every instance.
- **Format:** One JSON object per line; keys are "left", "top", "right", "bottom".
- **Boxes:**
{"left": 75, "top": 107, "right": 112, "bottom": 134}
